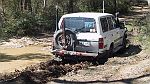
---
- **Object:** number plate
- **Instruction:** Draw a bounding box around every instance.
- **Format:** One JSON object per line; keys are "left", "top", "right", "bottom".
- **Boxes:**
{"left": 80, "top": 41, "right": 90, "bottom": 46}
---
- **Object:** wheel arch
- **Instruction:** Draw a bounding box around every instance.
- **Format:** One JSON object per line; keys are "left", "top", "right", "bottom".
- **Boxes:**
{"left": 107, "top": 42, "right": 114, "bottom": 50}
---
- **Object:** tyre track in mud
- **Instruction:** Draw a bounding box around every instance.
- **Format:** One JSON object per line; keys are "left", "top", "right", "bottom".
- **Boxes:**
{"left": 0, "top": 59, "right": 96, "bottom": 84}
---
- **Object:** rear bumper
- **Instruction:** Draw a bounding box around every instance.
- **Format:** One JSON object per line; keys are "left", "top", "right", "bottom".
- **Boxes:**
{"left": 52, "top": 49, "right": 98, "bottom": 57}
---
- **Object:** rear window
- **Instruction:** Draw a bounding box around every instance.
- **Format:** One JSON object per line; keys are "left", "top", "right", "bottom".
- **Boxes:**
{"left": 62, "top": 17, "right": 96, "bottom": 33}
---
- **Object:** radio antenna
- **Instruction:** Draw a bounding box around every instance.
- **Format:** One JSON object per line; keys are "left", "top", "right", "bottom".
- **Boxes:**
{"left": 55, "top": 5, "right": 59, "bottom": 32}
{"left": 103, "top": 0, "right": 105, "bottom": 13}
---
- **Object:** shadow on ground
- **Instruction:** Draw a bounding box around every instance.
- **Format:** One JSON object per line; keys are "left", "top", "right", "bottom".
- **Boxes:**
{"left": 0, "top": 53, "right": 51, "bottom": 62}
{"left": 51, "top": 74, "right": 150, "bottom": 84}
{"left": 115, "top": 45, "right": 142, "bottom": 57}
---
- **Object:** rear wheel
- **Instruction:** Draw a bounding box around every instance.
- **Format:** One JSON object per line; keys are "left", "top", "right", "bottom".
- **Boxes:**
{"left": 96, "top": 55, "right": 108, "bottom": 65}
{"left": 95, "top": 44, "right": 114, "bottom": 64}
{"left": 107, "top": 44, "right": 114, "bottom": 58}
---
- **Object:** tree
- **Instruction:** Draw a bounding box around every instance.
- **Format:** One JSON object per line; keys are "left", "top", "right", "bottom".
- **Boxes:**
{"left": 0, "top": 0, "right": 131, "bottom": 38}
{"left": 68, "top": 0, "right": 73, "bottom": 13}
{"left": 20, "top": 0, "right": 32, "bottom": 12}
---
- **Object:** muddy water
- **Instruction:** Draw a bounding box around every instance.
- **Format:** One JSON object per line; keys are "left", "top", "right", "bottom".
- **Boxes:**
{"left": 0, "top": 46, "right": 53, "bottom": 73}
{"left": 0, "top": 46, "right": 51, "bottom": 56}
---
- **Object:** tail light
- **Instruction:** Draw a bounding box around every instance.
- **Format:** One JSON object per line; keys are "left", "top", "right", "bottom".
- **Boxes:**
{"left": 99, "top": 38, "right": 104, "bottom": 49}
{"left": 52, "top": 41, "right": 54, "bottom": 50}
{"left": 60, "top": 19, "right": 64, "bottom": 29}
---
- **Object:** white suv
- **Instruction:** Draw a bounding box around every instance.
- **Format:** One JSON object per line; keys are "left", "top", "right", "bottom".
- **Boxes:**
{"left": 52, "top": 13, "right": 127, "bottom": 60}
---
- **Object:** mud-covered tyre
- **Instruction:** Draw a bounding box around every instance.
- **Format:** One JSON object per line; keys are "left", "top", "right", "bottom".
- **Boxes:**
{"left": 95, "top": 44, "right": 113, "bottom": 65}
{"left": 122, "top": 36, "right": 127, "bottom": 49}
{"left": 96, "top": 53, "right": 108, "bottom": 65}
{"left": 107, "top": 44, "right": 114, "bottom": 58}
{"left": 119, "top": 36, "right": 127, "bottom": 53}
{"left": 54, "top": 29, "right": 77, "bottom": 50}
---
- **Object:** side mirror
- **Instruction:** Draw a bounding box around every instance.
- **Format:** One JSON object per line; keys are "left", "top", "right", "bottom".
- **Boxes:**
{"left": 115, "top": 12, "right": 119, "bottom": 17}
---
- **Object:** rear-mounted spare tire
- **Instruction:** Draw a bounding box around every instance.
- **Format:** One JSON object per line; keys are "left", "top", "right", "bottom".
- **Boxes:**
{"left": 54, "top": 29, "right": 77, "bottom": 50}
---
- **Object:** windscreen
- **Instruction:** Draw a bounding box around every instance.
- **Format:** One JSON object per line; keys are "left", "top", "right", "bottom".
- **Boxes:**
{"left": 62, "top": 17, "right": 96, "bottom": 32}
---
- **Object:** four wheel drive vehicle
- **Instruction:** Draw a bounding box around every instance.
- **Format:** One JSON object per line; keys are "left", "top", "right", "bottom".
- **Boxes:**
{"left": 52, "top": 13, "right": 127, "bottom": 60}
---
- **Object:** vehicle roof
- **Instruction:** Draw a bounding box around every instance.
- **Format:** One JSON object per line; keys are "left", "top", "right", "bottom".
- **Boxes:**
{"left": 62, "top": 12, "right": 114, "bottom": 18}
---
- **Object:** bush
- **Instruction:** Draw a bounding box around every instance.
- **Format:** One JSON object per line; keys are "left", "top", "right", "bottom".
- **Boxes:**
{"left": 134, "top": 14, "right": 150, "bottom": 49}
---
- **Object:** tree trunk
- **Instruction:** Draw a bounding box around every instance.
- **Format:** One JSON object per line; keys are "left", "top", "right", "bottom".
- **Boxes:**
{"left": 27, "top": 0, "right": 32, "bottom": 12}
{"left": 68, "top": 0, "right": 73, "bottom": 13}
{"left": 21, "top": 0, "right": 32, "bottom": 12}
{"left": 114, "top": 0, "right": 117, "bottom": 14}
{"left": 1, "top": 0, "right": 4, "bottom": 13}
{"left": 1, "top": 0, "right": 4, "bottom": 27}
{"left": 43, "top": 0, "right": 47, "bottom": 8}
{"left": 22, "top": 0, "right": 25, "bottom": 11}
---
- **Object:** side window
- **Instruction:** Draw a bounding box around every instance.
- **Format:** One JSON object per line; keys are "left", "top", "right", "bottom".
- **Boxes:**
{"left": 100, "top": 17, "right": 109, "bottom": 32}
{"left": 112, "top": 17, "right": 118, "bottom": 28}
{"left": 107, "top": 17, "right": 114, "bottom": 30}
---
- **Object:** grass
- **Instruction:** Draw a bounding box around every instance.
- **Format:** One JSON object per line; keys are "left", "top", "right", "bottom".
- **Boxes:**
{"left": 125, "top": 13, "right": 150, "bottom": 52}
{"left": 126, "top": 24, "right": 134, "bottom": 32}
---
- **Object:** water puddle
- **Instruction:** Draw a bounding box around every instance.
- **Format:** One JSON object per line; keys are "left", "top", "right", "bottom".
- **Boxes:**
{"left": 0, "top": 45, "right": 53, "bottom": 73}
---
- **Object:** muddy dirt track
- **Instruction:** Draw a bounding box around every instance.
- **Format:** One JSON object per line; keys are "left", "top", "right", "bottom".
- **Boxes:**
{"left": 0, "top": 33, "right": 150, "bottom": 84}
{"left": 0, "top": 43, "right": 150, "bottom": 84}
{"left": 0, "top": 6, "right": 150, "bottom": 84}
